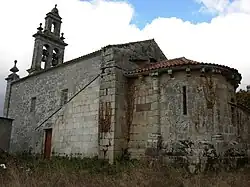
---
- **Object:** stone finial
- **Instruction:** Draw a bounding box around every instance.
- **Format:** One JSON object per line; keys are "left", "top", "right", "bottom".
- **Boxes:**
{"left": 60, "top": 33, "right": 65, "bottom": 40}
{"left": 51, "top": 4, "right": 59, "bottom": 15}
{"left": 10, "top": 60, "right": 19, "bottom": 73}
{"left": 37, "top": 23, "right": 43, "bottom": 32}
{"left": 6, "top": 60, "right": 20, "bottom": 81}
{"left": 247, "top": 85, "right": 250, "bottom": 92}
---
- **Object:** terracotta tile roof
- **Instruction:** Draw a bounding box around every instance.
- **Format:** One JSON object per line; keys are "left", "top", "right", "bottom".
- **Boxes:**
{"left": 126, "top": 57, "right": 239, "bottom": 75}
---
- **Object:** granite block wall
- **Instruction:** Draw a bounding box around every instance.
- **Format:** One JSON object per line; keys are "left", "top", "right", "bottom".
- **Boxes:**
{"left": 127, "top": 70, "right": 239, "bottom": 158}
{"left": 7, "top": 52, "right": 101, "bottom": 155}
{"left": 51, "top": 77, "right": 100, "bottom": 157}
{"left": 5, "top": 37, "right": 248, "bottom": 162}
{"left": 97, "top": 40, "right": 167, "bottom": 162}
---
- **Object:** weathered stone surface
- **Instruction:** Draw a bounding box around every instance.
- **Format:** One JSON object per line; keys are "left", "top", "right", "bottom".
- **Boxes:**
{"left": 7, "top": 53, "right": 101, "bottom": 156}
{"left": 136, "top": 103, "right": 151, "bottom": 112}
{"left": 128, "top": 70, "right": 250, "bottom": 161}
{"left": 2, "top": 7, "right": 249, "bottom": 165}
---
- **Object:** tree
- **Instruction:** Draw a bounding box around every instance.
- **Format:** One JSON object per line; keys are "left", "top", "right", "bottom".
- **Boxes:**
{"left": 236, "top": 89, "right": 250, "bottom": 109}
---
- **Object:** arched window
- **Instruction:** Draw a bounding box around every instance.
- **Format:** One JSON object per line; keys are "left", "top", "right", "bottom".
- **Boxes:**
{"left": 52, "top": 48, "right": 59, "bottom": 66}
{"left": 51, "top": 22, "right": 56, "bottom": 33}
{"left": 41, "top": 44, "right": 50, "bottom": 69}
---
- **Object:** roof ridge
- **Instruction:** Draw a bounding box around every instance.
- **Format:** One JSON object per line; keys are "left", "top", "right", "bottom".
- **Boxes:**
{"left": 180, "top": 57, "right": 189, "bottom": 62}
{"left": 104, "top": 38, "right": 155, "bottom": 48}
{"left": 168, "top": 57, "right": 186, "bottom": 61}
{"left": 179, "top": 57, "right": 204, "bottom": 65}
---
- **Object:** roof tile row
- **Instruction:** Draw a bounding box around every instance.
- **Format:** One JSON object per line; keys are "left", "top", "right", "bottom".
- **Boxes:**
{"left": 126, "top": 57, "right": 239, "bottom": 75}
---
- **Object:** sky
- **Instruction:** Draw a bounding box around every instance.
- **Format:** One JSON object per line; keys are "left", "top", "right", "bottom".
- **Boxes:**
{"left": 129, "top": 0, "right": 214, "bottom": 27}
{"left": 0, "top": 0, "right": 250, "bottom": 115}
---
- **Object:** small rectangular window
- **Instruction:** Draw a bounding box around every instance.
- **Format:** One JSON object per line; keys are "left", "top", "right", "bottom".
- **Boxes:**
{"left": 60, "top": 89, "right": 68, "bottom": 106}
{"left": 183, "top": 86, "right": 187, "bottom": 115}
{"left": 30, "top": 97, "right": 36, "bottom": 112}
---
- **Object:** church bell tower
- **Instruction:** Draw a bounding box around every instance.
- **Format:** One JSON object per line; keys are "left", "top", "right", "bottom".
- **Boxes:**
{"left": 27, "top": 5, "right": 68, "bottom": 74}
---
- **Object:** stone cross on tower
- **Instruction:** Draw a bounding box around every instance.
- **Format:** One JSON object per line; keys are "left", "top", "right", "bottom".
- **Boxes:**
{"left": 27, "top": 5, "right": 68, "bottom": 75}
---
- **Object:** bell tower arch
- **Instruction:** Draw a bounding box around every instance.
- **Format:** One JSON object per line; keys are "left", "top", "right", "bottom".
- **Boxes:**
{"left": 27, "top": 5, "right": 68, "bottom": 74}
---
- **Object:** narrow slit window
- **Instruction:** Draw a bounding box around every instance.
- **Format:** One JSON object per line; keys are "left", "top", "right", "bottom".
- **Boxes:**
{"left": 105, "top": 88, "right": 108, "bottom": 95}
{"left": 183, "top": 86, "right": 187, "bottom": 115}
{"left": 30, "top": 97, "right": 36, "bottom": 112}
{"left": 60, "top": 89, "right": 68, "bottom": 106}
{"left": 231, "top": 98, "right": 236, "bottom": 126}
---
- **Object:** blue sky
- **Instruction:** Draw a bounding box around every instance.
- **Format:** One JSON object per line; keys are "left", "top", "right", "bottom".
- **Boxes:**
{"left": 128, "top": 0, "right": 214, "bottom": 28}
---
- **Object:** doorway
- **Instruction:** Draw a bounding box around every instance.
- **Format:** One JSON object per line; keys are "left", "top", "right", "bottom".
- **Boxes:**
{"left": 44, "top": 128, "right": 52, "bottom": 159}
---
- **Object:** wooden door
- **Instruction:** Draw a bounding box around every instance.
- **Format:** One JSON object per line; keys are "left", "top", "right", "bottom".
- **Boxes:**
{"left": 44, "top": 128, "right": 52, "bottom": 159}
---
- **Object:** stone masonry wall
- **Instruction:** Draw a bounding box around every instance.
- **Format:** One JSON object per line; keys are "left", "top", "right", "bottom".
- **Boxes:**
{"left": 50, "top": 77, "right": 100, "bottom": 157}
{"left": 128, "top": 70, "right": 237, "bottom": 159}
{"left": 98, "top": 47, "right": 117, "bottom": 162}
{"left": 7, "top": 53, "right": 101, "bottom": 156}
{"left": 236, "top": 107, "right": 250, "bottom": 155}
{"left": 113, "top": 40, "right": 167, "bottom": 158}
{"left": 98, "top": 40, "right": 166, "bottom": 162}
{"left": 114, "top": 39, "right": 167, "bottom": 71}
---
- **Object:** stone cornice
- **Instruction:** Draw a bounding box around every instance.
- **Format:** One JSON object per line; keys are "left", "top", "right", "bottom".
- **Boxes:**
{"left": 125, "top": 64, "right": 242, "bottom": 88}
{"left": 33, "top": 32, "right": 68, "bottom": 46}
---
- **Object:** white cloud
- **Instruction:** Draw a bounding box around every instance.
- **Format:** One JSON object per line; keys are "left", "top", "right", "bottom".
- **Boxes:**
{"left": 0, "top": 0, "right": 143, "bottom": 77}
{"left": 0, "top": 0, "right": 250, "bottom": 112}
{"left": 197, "top": 0, "right": 250, "bottom": 14}
{"left": 196, "top": 0, "right": 231, "bottom": 14}
{"left": 143, "top": 12, "right": 250, "bottom": 87}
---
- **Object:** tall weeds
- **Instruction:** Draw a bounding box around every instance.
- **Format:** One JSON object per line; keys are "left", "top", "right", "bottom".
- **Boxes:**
{"left": 0, "top": 154, "right": 250, "bottom": 187}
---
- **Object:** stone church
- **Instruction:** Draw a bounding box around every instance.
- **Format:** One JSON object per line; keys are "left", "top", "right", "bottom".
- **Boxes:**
{"left": 2, "top": 6, "right": 250, "bottom": 162}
